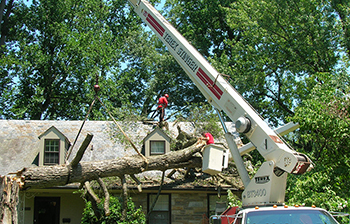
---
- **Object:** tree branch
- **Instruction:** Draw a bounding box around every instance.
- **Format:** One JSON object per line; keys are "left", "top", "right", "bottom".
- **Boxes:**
{"left": 84, "top": 181, "right": 101, "bottom": 204}
{"left": 70, "top": 133, "right": 93, "bottom": 167}
{"left": 84, "top": 181, "right": 101, "bottom": 220}
{"left": 97, "top": 177, "right": 110, "bottom": 216}
{"left": 120, "top": 175, "right": 128, "bottom": 221}
{"left": 130, "top": 174, "right": 142, "bottom": 192}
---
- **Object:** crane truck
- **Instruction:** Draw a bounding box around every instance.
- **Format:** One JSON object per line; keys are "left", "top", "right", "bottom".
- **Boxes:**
{"left": 126, "top": 0, "right": 340, "bottom": 223}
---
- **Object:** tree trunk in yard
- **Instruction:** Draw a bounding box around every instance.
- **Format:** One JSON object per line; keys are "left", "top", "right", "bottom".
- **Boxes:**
{"left": 0, "top": 176, "right": 19, "bottom": 224}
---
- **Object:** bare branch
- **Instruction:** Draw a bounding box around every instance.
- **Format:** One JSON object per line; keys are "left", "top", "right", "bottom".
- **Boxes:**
{"left": 97, "top": 177, "right": 110, "bottom": 216}
{"left": 84, "top": 181, "right": 101, "bottom": 220}
{"left": 120, "top": 175, "right": 128, "bottom": 221}
{"left": 70, "top": 133, "right": 93, "bottom": 167}
{"left": 130, "top": 174, "right": 142, "bottom": 192}
{"left": 166, "top": 169, "right": 177, "bottom": 178}
{"left": 84, "top": 181, "right": 101, "bottom": 204}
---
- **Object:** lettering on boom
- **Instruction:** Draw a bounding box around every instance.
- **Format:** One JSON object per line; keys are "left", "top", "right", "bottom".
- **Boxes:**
{"left": 163, "top": 32, "right": 199, "bottom": 73}
{"left": 247, "top": 189, "right": 267, "bottom": 198}
{"left": 164, "top": 33, "right": 179, "bottom": 51}
{"left": 177, "top": 48, "right": 199, "bottom": 72}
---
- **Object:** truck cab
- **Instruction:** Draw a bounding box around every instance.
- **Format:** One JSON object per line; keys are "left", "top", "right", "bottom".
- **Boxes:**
{"left": 212, "top": 205, "right": 339, "bottom": 224}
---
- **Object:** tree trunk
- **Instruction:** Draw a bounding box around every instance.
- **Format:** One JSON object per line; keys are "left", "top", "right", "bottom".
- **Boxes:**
{"left": 20, "top": 141, "right": 205, "bottom": 189}
{"left": 0, "top": 176, "right": 19, "bottom": 224}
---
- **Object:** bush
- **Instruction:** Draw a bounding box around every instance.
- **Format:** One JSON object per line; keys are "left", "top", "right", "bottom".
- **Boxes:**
{"left": 81, "top": 196, "right": 146, "bottom": 224}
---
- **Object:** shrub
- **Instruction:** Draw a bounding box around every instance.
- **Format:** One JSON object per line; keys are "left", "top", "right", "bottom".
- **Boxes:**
{"left": 81, "top": 196, "right": 146, "bottom": 224}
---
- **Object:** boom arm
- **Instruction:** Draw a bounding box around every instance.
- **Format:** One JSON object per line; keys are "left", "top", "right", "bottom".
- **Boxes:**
{"left": 128, "top": 0, "right": 312, "bottom": 206}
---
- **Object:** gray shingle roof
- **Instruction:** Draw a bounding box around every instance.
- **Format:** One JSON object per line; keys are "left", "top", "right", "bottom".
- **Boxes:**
{"left": 1, "top": 120, "right": 233, "bottom": 175}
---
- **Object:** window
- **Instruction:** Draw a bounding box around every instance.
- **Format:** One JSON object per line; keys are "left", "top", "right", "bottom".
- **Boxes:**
{"left": 148, "top": 194, "right": 170, "bottom": 224}
{"left": 38, "top": 126, "right": 69, "bottom": 166}
{"left": 208, "top": 194, "right": 228, "bottom": 217}
{"left": 44, "top": 139, "right": 60, "bottom": 165}
{"left": 150, "top": 141, "right": 165, "bottom": 155}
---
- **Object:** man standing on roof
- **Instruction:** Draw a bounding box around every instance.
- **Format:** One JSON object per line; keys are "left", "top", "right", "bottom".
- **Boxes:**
{"left": 152, "top": 94, "right": 169, "bottom": 121}
{"left": 199, "top": 131, "right": 214, "bottom": 145}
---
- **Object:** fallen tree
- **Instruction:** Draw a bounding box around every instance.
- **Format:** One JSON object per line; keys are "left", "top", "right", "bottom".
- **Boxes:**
{"left": 19, "top": 140, "right": 205, "bottom": 189}
{"left": 0, "top": 129, "right": 209, "bottom": 223}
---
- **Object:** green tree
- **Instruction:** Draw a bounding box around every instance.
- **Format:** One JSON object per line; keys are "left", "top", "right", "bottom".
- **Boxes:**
{"left": 113, "top": 30, "right": 205, "bottom": 119}
{"left": 1, "top": 0, "right": 349, "bottom": 122}
{"left": 331, "top": 0, "right": 350, "bottom": 54}
{"left": 0, "top": 0, "right": 206, "bottom": 120}
{"left": 287, "top": 71, "right": 350, "bottom": 214}
{"left": 81, "top": 196, "right": 146, "bottom": 224}
{"left": 165, "top": 0, "right": 343, "bottom": 126}
{"left": 1, "top": 0, "right": 128, "bottom": 119}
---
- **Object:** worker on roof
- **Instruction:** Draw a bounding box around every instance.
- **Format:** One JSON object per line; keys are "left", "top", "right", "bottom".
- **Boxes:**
{"left": 151, "top": 94, "right": 169, "bottom": 121}
{"left": 199, "top": 131, "right": 214, "bottom": 145}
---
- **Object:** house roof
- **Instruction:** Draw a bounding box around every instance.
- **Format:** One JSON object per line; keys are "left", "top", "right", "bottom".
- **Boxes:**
{"left": 38, "top": 125, "right": 70, "bottom": 143}
{"left": 0, "top": 119, "right": 243, "bottom": 190}
{"left": 142, "top": 126, "right": 171, "bottom": 142}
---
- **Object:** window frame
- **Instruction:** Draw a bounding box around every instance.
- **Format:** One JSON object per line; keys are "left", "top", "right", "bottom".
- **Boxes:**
{"left": 150, "top": 140, "right": 166, "bottom": 155}
{"left": 147, "top": 193, "right": 171, "bottom": 224}
{"left": 207, "top": 193, "right": 228, "bottom": 218}
{"left": 44, "top": 139, "right": 60, "bottom": 165}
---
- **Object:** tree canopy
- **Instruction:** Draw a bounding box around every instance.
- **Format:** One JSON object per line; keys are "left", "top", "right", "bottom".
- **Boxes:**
{"left": 0, "top": 0, "right": 204, "bottom": 120}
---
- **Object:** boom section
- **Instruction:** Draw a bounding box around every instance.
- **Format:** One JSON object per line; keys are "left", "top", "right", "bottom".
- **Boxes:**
{"left": 128, "top": 0, "right": 310, "bottom": 174}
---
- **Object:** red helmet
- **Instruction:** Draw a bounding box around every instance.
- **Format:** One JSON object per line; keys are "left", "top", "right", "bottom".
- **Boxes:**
{"left": 164, "top": 94, "right": 169, "bottom": 98}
